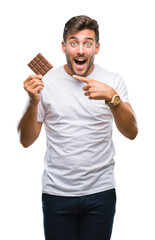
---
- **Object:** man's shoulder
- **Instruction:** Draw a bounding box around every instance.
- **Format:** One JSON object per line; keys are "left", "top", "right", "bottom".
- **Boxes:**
{"left": 95, "top": 65, "right": 127, "bottom": 94}
{"left": 94, "top": 64, "right": 117, "bottom": 86}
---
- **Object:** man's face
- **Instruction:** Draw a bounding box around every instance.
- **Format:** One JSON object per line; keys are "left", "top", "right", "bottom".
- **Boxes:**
{"left": 62, "top": 29, "right": 100, "bottom": 77}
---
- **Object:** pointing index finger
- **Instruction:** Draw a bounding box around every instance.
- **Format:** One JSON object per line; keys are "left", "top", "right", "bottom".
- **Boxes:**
{"left": 72, "top": 75, "right": 89, "bottom": 83}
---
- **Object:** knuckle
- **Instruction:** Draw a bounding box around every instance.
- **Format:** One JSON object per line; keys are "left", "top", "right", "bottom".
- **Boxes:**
{"left": 30, "top": 74, "right": 34, "bottom": 79}
{"left": 26, "top": 86, "right": 31, "bottom": 92}
{"left": 23, "top": 79, "right": 26, "bottom": 85}
{"left": 23, "top": 83, "right": 27, "bottom": 90}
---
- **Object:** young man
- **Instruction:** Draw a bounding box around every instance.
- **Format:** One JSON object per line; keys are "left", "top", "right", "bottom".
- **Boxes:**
{"left": 18, "top": 15, "right": 138, "bottom": 240}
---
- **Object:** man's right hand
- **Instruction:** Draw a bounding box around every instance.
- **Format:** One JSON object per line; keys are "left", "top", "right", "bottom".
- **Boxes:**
{"left": 24, "top": 75, "right": 44, "bottom": 104}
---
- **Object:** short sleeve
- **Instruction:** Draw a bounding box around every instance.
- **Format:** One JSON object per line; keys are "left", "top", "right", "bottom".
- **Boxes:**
{"left": 37, "top": 92, "right": 46, "bottom": 122}
{"left": 113, "top": 74, "right": 130, "bottom": 103}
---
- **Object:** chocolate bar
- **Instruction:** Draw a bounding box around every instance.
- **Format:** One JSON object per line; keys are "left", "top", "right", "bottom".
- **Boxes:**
{"left": 28, "top": 53, "right": 53, "bottom": 76}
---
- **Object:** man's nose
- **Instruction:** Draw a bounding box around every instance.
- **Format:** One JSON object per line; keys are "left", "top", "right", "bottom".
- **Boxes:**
{"left": 77, "top": 43, "right": 84, "bottom": 54}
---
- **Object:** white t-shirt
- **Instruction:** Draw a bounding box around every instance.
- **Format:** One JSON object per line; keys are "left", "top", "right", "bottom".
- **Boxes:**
{"left": 37, "top": 64, "right": 129, "bottom": 196}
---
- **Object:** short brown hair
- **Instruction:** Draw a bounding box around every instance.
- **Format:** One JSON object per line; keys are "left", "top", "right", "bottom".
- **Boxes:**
{"left": 63, "top": 15, "right": 99, "bottom": 43}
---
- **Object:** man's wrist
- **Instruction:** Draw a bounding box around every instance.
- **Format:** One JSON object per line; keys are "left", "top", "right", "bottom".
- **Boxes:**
{"left": 29, "top": 95, "right": 40, "bottom": 106}
{"left": 105, "top": 93, "right": 121, "bottom": 107}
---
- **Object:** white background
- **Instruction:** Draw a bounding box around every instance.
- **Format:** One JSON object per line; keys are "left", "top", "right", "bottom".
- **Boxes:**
{"left": 0, "top": 0, "right": 155, "bottom": 239}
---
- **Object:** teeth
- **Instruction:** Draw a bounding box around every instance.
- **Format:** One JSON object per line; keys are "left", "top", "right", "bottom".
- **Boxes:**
{"left": 75, "top": 58, "right": 86, "bottom": 61}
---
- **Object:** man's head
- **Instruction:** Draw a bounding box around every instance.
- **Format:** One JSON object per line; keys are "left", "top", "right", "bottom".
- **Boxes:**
{"left": 63, "top": 15, "right": 99, "bottom": 44}
{"left": 62, "top": 15, "right": 100, "bottom": 77}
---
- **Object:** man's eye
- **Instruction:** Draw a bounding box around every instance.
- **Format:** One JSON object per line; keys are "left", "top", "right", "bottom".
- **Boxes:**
{"left": 71, "top": 42, "right": 77, "bottom": 47}
{"left": 85, "top": 42, "right": 91, "bottom": 47}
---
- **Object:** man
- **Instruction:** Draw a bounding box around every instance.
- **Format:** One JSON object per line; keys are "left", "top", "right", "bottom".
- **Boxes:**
{"left": 18, "top": 15, "right": 138, "bottom": 240}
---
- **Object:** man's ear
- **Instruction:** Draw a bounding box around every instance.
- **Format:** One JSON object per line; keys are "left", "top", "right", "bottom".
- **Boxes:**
{"left": 62, "top": 41, "right": 66, "bottom": 53}
{"left": 95, "top": 42, "right": 100, "bottom": 55}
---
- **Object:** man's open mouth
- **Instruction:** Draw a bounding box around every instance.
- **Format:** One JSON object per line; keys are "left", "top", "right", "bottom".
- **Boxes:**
{"left": 74, "top": 58, "right": 87, "bottom": 66}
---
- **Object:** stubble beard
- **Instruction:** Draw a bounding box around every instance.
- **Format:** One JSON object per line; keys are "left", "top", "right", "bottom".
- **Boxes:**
{"left": 65, "top": 53, "right": 95, "bottom": 77}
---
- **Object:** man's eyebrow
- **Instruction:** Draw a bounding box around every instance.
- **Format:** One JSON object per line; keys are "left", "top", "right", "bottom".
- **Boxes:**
{"left": 85, "top": 37, "right": 94, "bottom": 41}
{"left": 68, "top": 36, "right": 78, "bottom": 40}
{"left": 68, "top": 36, "right": 95, "bottom": 41}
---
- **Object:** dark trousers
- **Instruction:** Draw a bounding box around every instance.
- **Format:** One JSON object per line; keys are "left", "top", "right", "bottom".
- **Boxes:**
{"left": 42, "top": 189, "right": 116, "bottom": 240}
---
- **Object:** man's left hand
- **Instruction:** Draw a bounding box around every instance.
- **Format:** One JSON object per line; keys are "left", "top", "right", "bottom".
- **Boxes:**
{"left": 73, "top": 75, "right": 116, "bottom": 101}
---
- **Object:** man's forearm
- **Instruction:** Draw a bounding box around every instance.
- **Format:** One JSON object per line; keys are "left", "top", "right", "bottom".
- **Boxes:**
{"left": 18, "top": 102, "right": 42, "bottom": 147}
{"left": 110, "top": 101, "right": 138, "bottom": 140}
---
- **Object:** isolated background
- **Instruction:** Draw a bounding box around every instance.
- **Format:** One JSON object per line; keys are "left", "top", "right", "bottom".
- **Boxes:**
{"left": 0, "top": 0, "right": 155, "bottom": 239}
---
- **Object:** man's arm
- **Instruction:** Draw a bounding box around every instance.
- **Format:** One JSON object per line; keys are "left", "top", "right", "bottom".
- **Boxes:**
{"left": 18, "top": 74, "right": 44, "bottom": 147}
{"left": 109, "top": 101, "right": 138, "bottom": 140}
{"left": 73, "top": 75, "right": 138, "bottom": 140}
